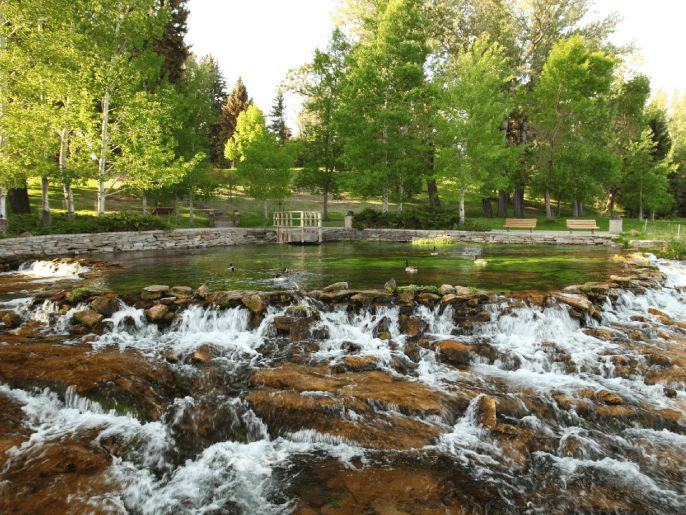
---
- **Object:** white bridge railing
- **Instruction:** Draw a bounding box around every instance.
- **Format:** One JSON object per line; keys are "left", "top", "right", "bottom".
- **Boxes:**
{"left": 273, "top": 211, "right": 322, "bottom": 243}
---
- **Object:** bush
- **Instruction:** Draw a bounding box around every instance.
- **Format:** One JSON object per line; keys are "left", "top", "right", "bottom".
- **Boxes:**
{"left": 350, "top": 206, "right": 491, "bottom": 232}
{"left": 661, "top": 240, "right": 686, "bottom": 259}
{"left": 8, "top": 212, "right": 171, "bottom": 236}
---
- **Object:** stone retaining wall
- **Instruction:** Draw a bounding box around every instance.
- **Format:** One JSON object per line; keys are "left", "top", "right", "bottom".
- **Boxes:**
{"left": 0, "top": 227, "right": 618, "bottom": 260}
{"left": 323, "top": 228, "right": 619, "bottom": 246}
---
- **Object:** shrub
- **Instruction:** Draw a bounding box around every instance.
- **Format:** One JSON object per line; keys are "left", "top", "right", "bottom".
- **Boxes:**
{"left": 8, "top": 212, "right": 171, "bottom": 236}
{"left": 351, "top": 206, "right": 491, "bottom": 232}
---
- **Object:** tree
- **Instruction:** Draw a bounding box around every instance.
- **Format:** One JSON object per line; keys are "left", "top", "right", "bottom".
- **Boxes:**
{"left": 284, "top": 29, "right": 350, "bottom": 220}
{"left": 152, "top": 0, "right": 190, "bottom": 85}
{"left": 620, "top": 129, "right": 673, "bottom": 219}
{"left": 217, "top": 77, "right": 253, "bottom": 169}
{"left": 338, "top": 0, "right": 431, "bottom": 215}
{"left": 225, "top": 105, "right": 292, "bottom": 225}
{"left": 268, "top": 90, "right": 291, "bottom": 144}
{"left": 433, "top": 37, "right": 516, "bottom": 224}
{"left": 528, "top": 35, "right": 615, "bottom": 219}
{"left": 669, "top": 90, "right": 686, "bottom": 215}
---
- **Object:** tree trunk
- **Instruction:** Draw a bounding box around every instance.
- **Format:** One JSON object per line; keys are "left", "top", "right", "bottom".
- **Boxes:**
{"left": 97, "top": 181, "right": 105, "bottom": 215}
{"left": 427, "top": 179, "right": 441, "bottom": 207}
{"left": 481, "top": 197, "right": 494, "bottom": 217}
{"left": 557, "top": 199, "right": 561, "bottom": 218}
{"left": 0, "top": 186, "right": 7, "bottom": 234}
{"left": 41, "top": 177, "right": 51, "bottom": 227}
{"left": 263, "top": 199, "right": 268, "bottom": 226}
{"left": 606, "top": 188, "right": 618, "bottom": 214}
{"left": 175, "top": 195, "right": 180, "bottom": 225}
{"left": 97, "top": 89, "right": 110, "bottom": 216}
{"left": 459, "top": 187, "right": 466, "bottom": 225}
{"left": 142, "top": 190, "right": 147, "bottom": 216}
{"left": 323, "top": 185, "right": 329, "bottom": 220}
{"left": 497, "top": 189, "right": 508, "bottom": 217}
{"left": 544, "top": 184, "right": 553, "bottom": 220}
{"left": 189, "top": 190, "right": 194, "bottom": 227}
{"left": 514, "top": 188, "right": 524, "bottom": 218}
{"left": 572, "top": 202, "right": 578, "bottom": 218}
{"left": 8, "top": 184, "right": 30, "bottom": 215}
{"left": 578, "top": 201, "right": 583, "bottom": 217}
{"left": 59, "top": 128, "right": 75, "bottom": 220}
{"left": 398, "top": 177, "right": 404, "bottom": 213}
{"left": 382, "top": 180, "right": 389, "bottom": 216}
{"left": 651, "top": 210, "right": 655, "bottom": 221}
{"left": 62, "top": 183, "right": 75, "bottom": 221}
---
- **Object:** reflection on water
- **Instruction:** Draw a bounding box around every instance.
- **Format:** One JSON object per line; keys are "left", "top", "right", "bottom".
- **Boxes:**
{"left": 102, "top": 242, "right": 624, "bottom": 293}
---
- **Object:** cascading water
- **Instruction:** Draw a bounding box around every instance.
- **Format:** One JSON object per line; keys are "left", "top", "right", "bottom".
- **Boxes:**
{"left": 1, "top": 257, "right": 685, "bottom": 514}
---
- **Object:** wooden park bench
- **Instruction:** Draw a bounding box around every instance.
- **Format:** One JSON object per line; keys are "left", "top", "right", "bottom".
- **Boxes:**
{"left": 151, "top": 207, "right": 174, "bottom": 224}
{"left": 504, "top": 218, "right": 537, "bottom": 233}
{"left": 566, "top": 219, "right": 600, "bottom": 234}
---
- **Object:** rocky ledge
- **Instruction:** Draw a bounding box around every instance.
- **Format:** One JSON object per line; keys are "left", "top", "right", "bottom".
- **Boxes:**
{"left": 0, "top": 253, "right": 685, "bottom": 514}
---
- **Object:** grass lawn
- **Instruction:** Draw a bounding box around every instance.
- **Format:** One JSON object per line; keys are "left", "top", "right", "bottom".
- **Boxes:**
{"left": 9, "top": 175, "right": 686, "bottom": 243}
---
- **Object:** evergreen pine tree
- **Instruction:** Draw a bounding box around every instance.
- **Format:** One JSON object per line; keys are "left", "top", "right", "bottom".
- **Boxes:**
{"left": 268, "top": 90, "right": 291, "bottom": 145}
{"left": 207, "top": 56, "right": 228, "bottom": 166}
{"left": 154, "top": 0, "right": 190, "bottom": 85}
{"left": 217, "top": 78, "right": 253, "bottom": 168}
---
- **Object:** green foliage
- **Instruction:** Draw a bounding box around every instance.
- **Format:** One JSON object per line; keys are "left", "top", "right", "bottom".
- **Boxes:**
{"left": 351, "top": 206, "right": 492, "bottom": 231}
{"left": 68, "top": 287, "right": 105, "bottom": 303}
{"left": 9, "top": 212, "right": 171, "bottom": 236}
{"left": 661, "top": 240, "right": 686, "bottom": 260}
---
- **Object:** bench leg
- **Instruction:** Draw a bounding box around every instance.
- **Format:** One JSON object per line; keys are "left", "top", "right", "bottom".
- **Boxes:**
{"left": 569, "top": 229, "right": 572, "bottom": 234}
{"left": 529, "top": 228, "right": 533, "bottom": 233}
{"left": 592, "top": 229, "right": 595, "bottom": 235}
{"left": 507, "top": 228, "right": 510, "bottom": 232}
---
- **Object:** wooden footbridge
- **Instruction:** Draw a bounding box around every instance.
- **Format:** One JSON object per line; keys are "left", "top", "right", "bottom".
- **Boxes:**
{"left": 273, "top": 211, "right": 322, "bottom": 244}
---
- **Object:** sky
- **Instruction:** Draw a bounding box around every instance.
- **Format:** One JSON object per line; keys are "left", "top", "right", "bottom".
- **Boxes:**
{"left": 185, "top": 0, "right": 686, "bottom": 129}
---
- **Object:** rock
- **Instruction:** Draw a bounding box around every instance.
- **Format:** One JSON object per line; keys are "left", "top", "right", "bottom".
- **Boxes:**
{"left": 384, "top": 278, "right": 397, "bottom": 292}
{"left": 273, "top": 316, "right": 296, "bottom": 335}
{"left": 551, "top": 292, "right": 592, "bottom": 311}
{"left": 320, "top": 289, "right": 354, "bottom": 302}
{"left": 290, "top": 317, "right": 316, "bottom": 342}
{"left": 323, "top": 282, "right": 349, "bottom": 293}
{"left": 594, "top": 390, "right": 623, "bottom": 405}
{"left": 189, "top": 344, "right": 220, "bottom": 363}
{"left": 417, "top": 293, "right": 441, "bottom": 303}
{"left": 474, "top": 395, "right": 497, "bottom": 429}
{"left": 342, "top": 341, "right": 362, "bottom": 353}
{"left": 2, "top": 312, "right": 22, "bottom": 328}
{"left": 145, "top": 304, "right": 169, "bottom": 322}
{"left": 340, "top": 355, "right": 380, "bottom": 372}
{"left": 371, "top": 316, "right": 390, "bottom": 338}
{"left": 90, "top": 296, "right": 120, "bottom": 317}
{"left": 435, "top": 340, "right": 471, "bottom": 366}
{"left": 19, "top": 231, "right": 32, "bottom": 237}
{"left": 664, "top": 388, "right": 677, "bottom": 398}
{"left": 143, "top": 285, "right": 169, "bottom": 293}
{"left": 196, "top": 284, "right": 211, "bottom": 298}
{"left": 377, "top": 331, "right": 392, "bottom": 340}
{"left": 403, "top": 343, "right": 421, "bottom": 362}
{"left": 584, "top": 328, "right": 616, "bottom": 340}
{"left": 72, "top": 310, "right": 104, "bottom": 328}
{"left": 400, "top": 316, "right": 427, "bottom": 337}
{"left": 158, "top": 297, "right": 177, "bottom": 305}
{"left": 646, "top": 354, "right": 673, "bottom": 367}
{"left": 171, "top": 286, "right": 192, "bottom": 294}
{"left": 242, "top": 294, "right": 266, "bottom": 315}
{"left": 628, "top": 229, "right": 640, "bottom": 235}
{"left": 649, "top": 308, "right": 670, "bottom": 318}
{"left": 438, "top": 284, "right": 455, "bottom": 294}
{"left": 630, "top": 315, "right": 648, "bottom": 322}
{"left": 141, "top": 291, "right": 162, "bottom": 300}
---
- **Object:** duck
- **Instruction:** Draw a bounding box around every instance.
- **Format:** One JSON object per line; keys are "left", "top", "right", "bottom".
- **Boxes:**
{"left": 273, "top": 268, "right": 290, "bottom": 280}
{"left": 405, "top": 259, "right": 418, "bottom": 273}
{"left": 228, "top": 263, "right": 235, "bottom": 272}
{"left": 430, "top": 246, "right": 438, "bottom": 256}
{"left": 474, "top": 256, "right": 488, "bottom": 265}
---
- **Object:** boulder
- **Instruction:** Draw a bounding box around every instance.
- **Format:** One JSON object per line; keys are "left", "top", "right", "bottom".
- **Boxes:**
{"left": 438, "top": 284, "right": 455, "bottom": 294}
{"left": 90, "top": 296, "right": 120, "bottom": 317}
{"left": 141, "top": 291, "right": 162, "bottom": 300}
{"left": 664, "top": 388, "right": 677, "bottom": 398}
{"left": 1, "top": 312, "right": 22, "bottom": 328}
{"left": 551, "top": 292, "right": 593, "bottom": 311}
{"left": 371, "top": 316, "right": 390, "bottom": 338}
{"left": 594, "top": 390, "right": 623, "bottom": 405}
{"left": 290, "top": 317, "right": 316, "bottom": 342}
{"left": 384, "top": 278, "right": 397, "bottom": 292}
{"left": 196, "top": 284, "right": 211, "bottom": 298}
{"left": 73, "top": 310, "right": 104, "bottom": 328}
{"left": 158, "top": 297, "right": 177, "bottom": 305}
{"left": 400, "top": 316, "right": 427, "bottom": 338}
{"left": 143, "top": 285, "right": 170, "bottom": 293}
{"left": 171, "top": 286, "right": 192, "bottom": 294}
{"left": 474, "top": 395, "right": 497, "bottom": 429}
{"left": 435, "top": 340, "right": 471, "bottom": 366}
{"left": 649, "top": 308, "right": 670, "bottom": 318}
{"left": 189, "top": 344, "right": 220, "bottom": 363}
{"left": 242, "top": 294, "right": 267, "bottom": 315}
{"left": 323, "top": 282, "right": 349, "bottom": 293}
{"left": 145, "top": 304, "right": 169, "bottom": 322}
{"left": 273, "top": 316, "right": 296, "bottom": 335}
{"left": 340, "top": 355, "right": 379, "bottom": 372}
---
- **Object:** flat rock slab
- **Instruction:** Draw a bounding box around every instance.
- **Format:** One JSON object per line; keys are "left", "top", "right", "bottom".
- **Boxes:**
{"left": 143, "top": 285, "right": 170, "bottom": 293}
{"left": 551, "top": 292, "right": 592, "bottom": 311}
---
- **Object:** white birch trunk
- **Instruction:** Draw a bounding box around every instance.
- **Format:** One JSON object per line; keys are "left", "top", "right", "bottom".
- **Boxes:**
{"left": 398, "top": 177, "right": 403, "bottom": 213}
{"left": 97, "top": 89, "right": 110, "bottom": 216}
{"left": 459, "top": 187, "right": 466, "bottom": 225}
{"left": 382, "top": 180, "right": 389, "bottom": 216}
{"left": 189, "top": 190, "right": 194, "bottom": 227}
{"left": 41, "top": 177, "right": 51, "bottom": 227}
{"left": 59, "top": 127, "right": 75, "bottom": 220}
{"left": 142, "top": 190, "right": 147, "bottom": 215}
{"left": 0, "top": 186, "right": 6, "bottom": 234}
{"left": 263, "top": 200, "right": 268, "bottom": 226}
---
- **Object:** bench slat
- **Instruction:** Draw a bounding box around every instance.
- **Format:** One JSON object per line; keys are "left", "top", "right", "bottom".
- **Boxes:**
{"left": 566, "top": 219, "right": 599, "bottom": 233}
{"left": 504, "top": 218, "right": 536, "bottom": 232}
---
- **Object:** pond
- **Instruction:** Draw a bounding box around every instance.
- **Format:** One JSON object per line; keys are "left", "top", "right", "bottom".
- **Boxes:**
{"left": 101, "top": 242, "right": 625, "bottom": 293}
